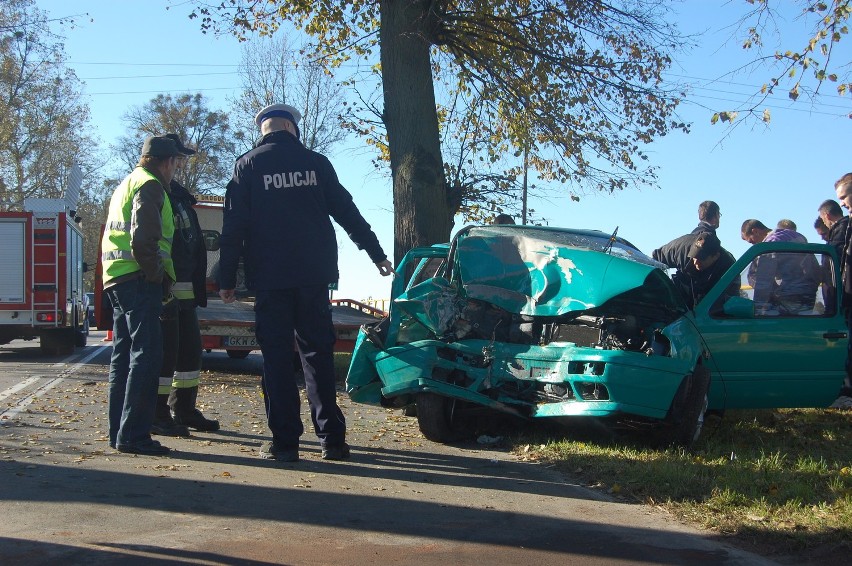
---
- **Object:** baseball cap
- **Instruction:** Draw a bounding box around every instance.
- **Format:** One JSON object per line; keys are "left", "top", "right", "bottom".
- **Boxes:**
{"left": 164, "top": 133, "right": 196, "bottom": 156}
{"left": 140, "top": 135, "right": 182, "bottom": 158}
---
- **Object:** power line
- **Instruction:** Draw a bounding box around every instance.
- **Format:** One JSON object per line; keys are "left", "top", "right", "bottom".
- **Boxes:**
{"left": 60, "top": 59, "right": 850, "bottom": 116}
{"left": 680, "top": 94, "right": 847, "bottom": 118}
{"left": 85, "top": 87, "right": 237, "bottom": 96}
{"left": 668, "top": 72, "right": 852, "bottom": 104}
{"left": 67, "top": 61, "right": 239, "bottom": 68}
{"left": 80, "top": 71, "right": 236, "bottom": 80}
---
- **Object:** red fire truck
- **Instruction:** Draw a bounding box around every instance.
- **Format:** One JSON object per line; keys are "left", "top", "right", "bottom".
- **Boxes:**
{"left": 0, "top": 198, "right": 87, "bottom": 355}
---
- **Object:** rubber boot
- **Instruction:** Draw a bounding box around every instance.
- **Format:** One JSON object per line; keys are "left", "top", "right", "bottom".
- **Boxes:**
{"left": 170, "top": 386, "right": 220, "bottom": 431}
{"left": 151, "top": 394, "right": 190, "bottom": 437}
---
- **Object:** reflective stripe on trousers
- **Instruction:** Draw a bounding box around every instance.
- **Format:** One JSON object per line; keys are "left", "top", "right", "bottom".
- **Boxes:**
{"left": 172, "top": 369, "right": 200, "bottom": 388}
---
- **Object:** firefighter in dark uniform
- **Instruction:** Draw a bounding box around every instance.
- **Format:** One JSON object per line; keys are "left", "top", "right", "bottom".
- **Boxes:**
{"left": 218, "top": 103, "right": 393, "bottom": 462}
{"left": 151, "top": 134, "right": 220, "bottom": 436}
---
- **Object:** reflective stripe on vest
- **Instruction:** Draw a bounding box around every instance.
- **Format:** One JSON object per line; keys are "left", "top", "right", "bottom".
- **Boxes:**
{"left": 172, "top": 281, "right": 195, "bottom": 300}
{"left": 101, "top": 167, "right": 176, "bottom": 286}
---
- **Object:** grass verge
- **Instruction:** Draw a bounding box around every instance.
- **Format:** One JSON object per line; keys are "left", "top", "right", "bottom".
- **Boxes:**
{"left": 513, "top": 408, "right": 852, "bottom": 560}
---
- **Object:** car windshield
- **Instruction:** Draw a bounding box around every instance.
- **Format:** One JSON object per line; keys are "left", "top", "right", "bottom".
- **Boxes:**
{"left": 438, "top": 225, "right": 681, "bottom": 317}
{"left": 457, "top": 225, "right": 662, "bottom": 266}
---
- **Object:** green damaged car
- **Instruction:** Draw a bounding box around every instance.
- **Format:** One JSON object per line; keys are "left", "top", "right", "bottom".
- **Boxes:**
{"left": 347, "top": 225, "right": 847, "bottom": 447}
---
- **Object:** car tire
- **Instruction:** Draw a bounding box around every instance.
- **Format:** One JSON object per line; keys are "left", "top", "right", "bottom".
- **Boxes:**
{"left": 226, "top": 349, "right": 251, "bottom": 359}
{"left": 416, "top": 392, "right": 460, "bottom": 443}
{"left": 653, "top": 365, "right": 710, "bottom": 449}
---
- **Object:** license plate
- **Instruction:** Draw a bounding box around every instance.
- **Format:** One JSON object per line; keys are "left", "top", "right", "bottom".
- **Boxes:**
{"left": 224, "top": 336, "right": 258, "bottom": 347}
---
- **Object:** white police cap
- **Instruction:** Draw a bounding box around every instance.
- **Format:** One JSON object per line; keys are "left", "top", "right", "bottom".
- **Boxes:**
{"left": 254, "top": 103, "right": 302, "bottom": 128}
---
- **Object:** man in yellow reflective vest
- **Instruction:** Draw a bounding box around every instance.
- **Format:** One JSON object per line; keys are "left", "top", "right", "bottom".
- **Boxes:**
{"left": 102, "top": 135, "right": 181, "bottom": 456}
{"left": 152, "top": 134, "right": 220, "bottom": 436}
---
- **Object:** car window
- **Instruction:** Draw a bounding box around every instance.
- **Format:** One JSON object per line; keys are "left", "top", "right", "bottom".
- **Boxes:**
{"left": 712, "top": 251, "right": 833, "bottom": 318}
{"left": 404, "top": 257, "right": 445, "bottom": 292}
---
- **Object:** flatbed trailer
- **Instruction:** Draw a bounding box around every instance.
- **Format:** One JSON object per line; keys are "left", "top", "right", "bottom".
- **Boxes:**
{"left": 197, "top": 297, "right": 385, "bottom": 359}
{"left": 197, "top": 299, "right": 256, "bottom": 359}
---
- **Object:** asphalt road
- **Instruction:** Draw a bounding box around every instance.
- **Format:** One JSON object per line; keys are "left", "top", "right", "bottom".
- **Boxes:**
{"left": 0, "top": 331, "right": 778, "bottom": 565}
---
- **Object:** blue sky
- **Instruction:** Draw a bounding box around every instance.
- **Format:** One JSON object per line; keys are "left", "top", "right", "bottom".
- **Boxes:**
{"left": 39, "top": 0, "right": 852, "bottom": 302}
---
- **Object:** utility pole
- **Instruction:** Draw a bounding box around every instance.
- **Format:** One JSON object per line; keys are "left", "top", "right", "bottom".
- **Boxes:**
{"left": 521, "top": 144, "right": 529, "bottom": 225}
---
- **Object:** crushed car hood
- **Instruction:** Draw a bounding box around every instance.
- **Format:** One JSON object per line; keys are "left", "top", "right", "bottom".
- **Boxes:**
{"left": 397, "top": 225, "right": 680, "bottom": 325}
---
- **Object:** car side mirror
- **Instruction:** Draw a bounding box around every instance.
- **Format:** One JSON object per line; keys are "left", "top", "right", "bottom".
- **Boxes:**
{"left": 723, "top": 295, "right": 754, "bottom": 319}
{"left": 203, "top": 230, "right": 220, "bottom": 252}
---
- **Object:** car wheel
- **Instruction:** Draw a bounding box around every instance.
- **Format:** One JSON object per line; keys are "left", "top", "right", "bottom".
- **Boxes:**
{"left": 415, "top": 392, "right": 461, "bottom": 443}
{"left": 226, "top": 349, "right": 251, "bottom": 359}
{"left": 653, "top": 365, "right": 710, "bottom": 449}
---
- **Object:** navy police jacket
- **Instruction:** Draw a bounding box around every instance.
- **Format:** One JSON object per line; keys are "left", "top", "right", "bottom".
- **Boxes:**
{"left": 218, "top": 130, "right": 387, "bottom": 291}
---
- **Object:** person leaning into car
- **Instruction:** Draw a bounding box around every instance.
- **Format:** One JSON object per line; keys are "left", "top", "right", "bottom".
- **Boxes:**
{"left": 652, "top": 200, "right": 721, "bottom": 270}
{"left": 217, "top": 103, "right": 394, "bottom": 463}
{"left": 667, "top": 232, "right": 738, "bottom": 309}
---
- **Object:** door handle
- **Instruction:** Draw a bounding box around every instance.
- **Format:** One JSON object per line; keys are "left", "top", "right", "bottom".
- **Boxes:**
{"left": 823, "top": 331, "right": 848, "bottom": 340}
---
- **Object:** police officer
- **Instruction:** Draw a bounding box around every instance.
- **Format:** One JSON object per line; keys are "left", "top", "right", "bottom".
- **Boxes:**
{"left": 102, "top": 135, "right": 180, "bottom": 456}
{"left": 218, "top": 103, "right": 394, "bottom": 462}
{"left": 151, "top": 134, "right": 220, "bottom": 437}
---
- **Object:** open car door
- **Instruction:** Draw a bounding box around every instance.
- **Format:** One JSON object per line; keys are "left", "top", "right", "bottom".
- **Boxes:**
{"left": 693, "top": 241, "right": 847, "bottom": 410}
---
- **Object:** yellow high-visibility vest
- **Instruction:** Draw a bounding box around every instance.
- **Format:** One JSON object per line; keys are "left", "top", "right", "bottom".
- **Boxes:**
{"left": 101, "top": 167, "right": 175, "bottom": 285}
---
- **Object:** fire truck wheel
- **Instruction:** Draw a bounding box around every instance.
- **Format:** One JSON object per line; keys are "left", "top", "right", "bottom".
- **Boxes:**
{"left": 40, "top": 328, "right": 75, "bottom": 356}
{"left": 75, "top": 328, "right": 87, "bottom": 348}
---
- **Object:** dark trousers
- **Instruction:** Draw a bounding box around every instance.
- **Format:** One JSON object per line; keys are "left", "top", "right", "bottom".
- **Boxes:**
{"left": 254, "top": 286, "right": 344, "bottom": 447}
{"left": 844, "top": 310, "right": 852, "bottom": 396}
{"left": 160, "top": 303, "right": 202, "bottom": 389}
{"left": 106, "top": 277, "right": 163, "bottom": 447}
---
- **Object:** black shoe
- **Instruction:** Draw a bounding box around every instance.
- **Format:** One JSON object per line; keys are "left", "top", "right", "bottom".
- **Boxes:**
{"left": 151, "top": 417, "right": 191, "bottom": 437}
{"left": 173, "top": 409, "right": 220, "bottom": 432}
{"left": 321, "top": 443, "right": 351, "bottom": 461}
{"left": 117, "top": 440, "right": 170, "bottom": 456}
{"left": 259, "top": 441, "right": 298, "bottom": 462}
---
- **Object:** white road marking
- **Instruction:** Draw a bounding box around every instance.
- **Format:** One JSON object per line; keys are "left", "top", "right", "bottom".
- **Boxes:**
{"left": 0, "top": 345, "right": 109, "bottom": 421}
{"left": 0, "top": 377, "right": 40, "bottom": 401}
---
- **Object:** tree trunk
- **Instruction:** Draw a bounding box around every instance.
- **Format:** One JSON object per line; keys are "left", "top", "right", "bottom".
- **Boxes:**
{"left": 380, "top": 0, "right": 451, "bottom": 266}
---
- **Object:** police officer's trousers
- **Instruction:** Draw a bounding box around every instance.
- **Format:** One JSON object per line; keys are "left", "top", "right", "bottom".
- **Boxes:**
{"left": 254, "top": 285, "right": 345, "bottom": 448}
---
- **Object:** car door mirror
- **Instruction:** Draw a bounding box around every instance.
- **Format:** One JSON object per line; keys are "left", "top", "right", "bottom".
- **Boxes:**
{"left": 723, "top": 295, "right": 754, "bottom": 319}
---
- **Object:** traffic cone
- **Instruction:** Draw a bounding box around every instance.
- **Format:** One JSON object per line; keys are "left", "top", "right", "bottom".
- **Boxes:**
{"left": 104, "top": 330, "right": 113, "bottom": 342}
